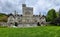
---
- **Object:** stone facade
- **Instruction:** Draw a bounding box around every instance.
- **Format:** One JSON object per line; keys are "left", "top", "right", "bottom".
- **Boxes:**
{"left": 7, "top": 4, "right": 46, "bottom": 27}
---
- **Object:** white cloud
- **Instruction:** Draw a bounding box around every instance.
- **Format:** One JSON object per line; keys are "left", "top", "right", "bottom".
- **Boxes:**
{"left": 33, "top": 0, "right": 60, "bottom": 15}
{"left": 0, "top": 0, "right": 60, "bottom": 15}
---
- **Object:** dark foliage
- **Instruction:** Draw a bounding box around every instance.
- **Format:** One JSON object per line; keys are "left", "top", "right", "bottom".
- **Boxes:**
{"left": 50, "top": 17, "right": 60, "bottom": 26}
{"left": 46, "top": 9, "right": 57, "bottom": 22}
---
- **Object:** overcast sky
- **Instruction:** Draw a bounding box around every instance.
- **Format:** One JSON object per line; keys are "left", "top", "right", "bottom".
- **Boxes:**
{"left": 0, "top": 0, "right": 60, "bottom": 15}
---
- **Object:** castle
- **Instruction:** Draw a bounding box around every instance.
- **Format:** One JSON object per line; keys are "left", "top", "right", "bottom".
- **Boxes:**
{"left": 7, "top": 4, "right": 46, "bottom": 27}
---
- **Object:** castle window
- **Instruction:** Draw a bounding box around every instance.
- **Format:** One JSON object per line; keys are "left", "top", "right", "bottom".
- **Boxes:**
{"left": 10, "top": 23, "right": 13, "bottom": 24}
{"left": 25, "top": 12, "right": 30, "bottom": 15}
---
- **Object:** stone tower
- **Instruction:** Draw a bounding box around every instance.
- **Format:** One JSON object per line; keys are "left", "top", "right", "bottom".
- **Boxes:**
{"left": 22, "top": 4, "right": 33, "bottom": 24}
{"left": 22, "top": 4, "right": 33, "bottom": 16}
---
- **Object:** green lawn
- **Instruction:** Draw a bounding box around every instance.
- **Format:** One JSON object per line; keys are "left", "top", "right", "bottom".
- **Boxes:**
{"left": 0, "top": 26, "right": 60, "bottom": 37}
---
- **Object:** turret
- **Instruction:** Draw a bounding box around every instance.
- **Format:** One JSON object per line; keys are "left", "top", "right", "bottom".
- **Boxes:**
{"left": 39, "top": 12, "right": 41, "bottom": 17}
{"left": 14, "top": 11, "right": 18, "bottom": 16}
{"left": 22, "top": 4, "right": 26, "bottom": 7}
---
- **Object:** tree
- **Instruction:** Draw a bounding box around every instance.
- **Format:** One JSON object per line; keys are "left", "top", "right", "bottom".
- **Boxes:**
{"left": 51, "top": 9, "right": 60, "bottom": 26}
{"left": 46, "top": 9, "right": 57, "bottom": 22}
{"left": 59, "top": 9, "right": 60, "bottom": 17}
{"left": 0, "top": 13, "right": 8, "bottom": 22}
{"left": 56, "top": 12, "right": 59, "bottom": 17}
{"left": 51, "top": 17, "right": 60, "bottom": 26}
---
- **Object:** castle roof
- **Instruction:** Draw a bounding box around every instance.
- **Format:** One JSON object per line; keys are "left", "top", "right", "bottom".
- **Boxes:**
{"left": 8, "top": 13, "right": 14, "bottom": 17}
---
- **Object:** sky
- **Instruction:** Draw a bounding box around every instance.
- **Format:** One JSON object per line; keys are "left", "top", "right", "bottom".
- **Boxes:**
{"left": 0, "top": 0, "right": 60, "bottom": 15}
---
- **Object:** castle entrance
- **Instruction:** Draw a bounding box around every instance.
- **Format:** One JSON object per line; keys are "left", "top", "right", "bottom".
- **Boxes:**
{"left": 15, "top": 22, "right": 18, "bottom": 26}
{"left": 37, "top": 22, "right": 40, "bottom": 26}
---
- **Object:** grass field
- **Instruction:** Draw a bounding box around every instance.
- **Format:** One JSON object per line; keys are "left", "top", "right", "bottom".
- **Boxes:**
{"left": 0, "top": 26, "right": 60, "bottom": 37}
